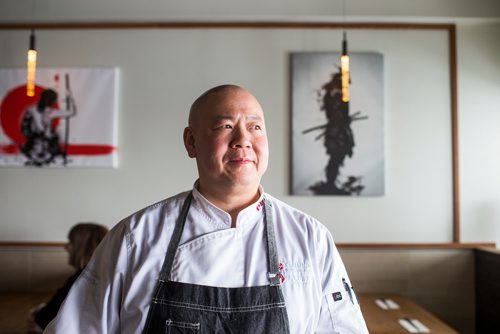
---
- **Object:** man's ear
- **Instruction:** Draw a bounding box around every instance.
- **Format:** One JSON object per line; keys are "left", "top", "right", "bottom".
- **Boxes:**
{"left": 183, "top": 127, "right": 197, "bottom": 158}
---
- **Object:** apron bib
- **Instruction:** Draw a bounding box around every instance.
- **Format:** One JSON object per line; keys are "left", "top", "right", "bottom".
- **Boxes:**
{"left": 142, "top": 192, "right": 290, "bottom": 333}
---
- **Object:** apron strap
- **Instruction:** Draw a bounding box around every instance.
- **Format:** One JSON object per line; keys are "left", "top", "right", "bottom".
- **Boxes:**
{"left": 158, "top": 191, "right": 193, "bottom": 282}
{"left": 143, "top": 192, "right": 194, "bottom": 333}
{"left": 264, "top": 197, "right": 282, "bottom": 286}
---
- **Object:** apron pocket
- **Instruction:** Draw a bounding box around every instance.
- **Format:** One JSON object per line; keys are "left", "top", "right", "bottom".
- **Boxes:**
{"left": 165, "top": 319, "right": 200, "bottom": 334}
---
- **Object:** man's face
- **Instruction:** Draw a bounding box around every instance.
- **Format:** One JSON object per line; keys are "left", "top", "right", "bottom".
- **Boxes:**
{"left": 184, "top": 89, "right": 269, "bottom": 191}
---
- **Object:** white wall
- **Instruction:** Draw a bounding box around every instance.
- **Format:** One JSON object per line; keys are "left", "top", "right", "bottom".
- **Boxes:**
{"left": 458, "top": 23, "right": 500, "bottom": 244}
{"left": 0, "top": 0, "right": 499, "bottom": 245}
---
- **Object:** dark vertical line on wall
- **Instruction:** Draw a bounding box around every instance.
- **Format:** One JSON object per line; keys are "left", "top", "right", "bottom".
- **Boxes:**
{"left": 449, "top": 25, "right": 460, "bottom": 243}
{"left": 288, "top": 54, "right": 294, "bottom": 195}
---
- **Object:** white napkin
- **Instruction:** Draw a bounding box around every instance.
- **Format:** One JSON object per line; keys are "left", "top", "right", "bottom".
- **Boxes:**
{"left": 411, "top": 319, "right": 430, "bottom": 333}
{"left": 398, "top": 319, "right": 418, "bottom": 333}
{"left": 375, "top": 298, "right": 400, "bottom": 310}
{"left": 385, "top": 299, "right": 400, "bottom": 309}
{"left": 398, "top": 318, "right": 430, "bottom": 333}
{"left": 375, "top": 299, "right": 389, "bottom": 310}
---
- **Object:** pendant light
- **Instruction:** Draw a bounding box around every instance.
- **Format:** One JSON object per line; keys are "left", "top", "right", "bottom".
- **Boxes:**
{"left": 341, "top": 32, "right": 349, "bottom": 102}
{"left": 27, "top": 28, "right": 37, "bottom": 97}
{"left": 340, "top": 0, "right": 349, "bottom": 102}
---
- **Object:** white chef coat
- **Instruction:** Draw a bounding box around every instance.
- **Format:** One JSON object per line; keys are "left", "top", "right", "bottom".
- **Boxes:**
{"left": 45, "top": 186, "right": 368, "bottom": 333}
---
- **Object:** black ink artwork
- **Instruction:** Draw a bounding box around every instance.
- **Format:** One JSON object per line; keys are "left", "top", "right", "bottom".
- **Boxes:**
{"left": 302, "top": 68, "right": 367, "bottom": 195}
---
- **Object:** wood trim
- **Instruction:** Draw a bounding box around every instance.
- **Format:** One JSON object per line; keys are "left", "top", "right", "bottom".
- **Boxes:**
{"left": 337, "top": 242, "right": 496, "bottom": 249}
{"left": 0, "top": 21, "right": 455, "bottom": 30}
{"left": 449, "top": 25, "right": 460, "bottom": 243}
{"left": 0, "top": 241, "right": 495, "bottom": 250}
{"left": 0, "top": 241, "right": 66, "bottom": 248}
{"left": 0, "top": 21, "right": 461, "bottom": 244}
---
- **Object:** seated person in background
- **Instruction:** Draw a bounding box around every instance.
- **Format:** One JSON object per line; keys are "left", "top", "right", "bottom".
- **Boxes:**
{"left": 27, "top": 223, "right": 108, "bottom": 333}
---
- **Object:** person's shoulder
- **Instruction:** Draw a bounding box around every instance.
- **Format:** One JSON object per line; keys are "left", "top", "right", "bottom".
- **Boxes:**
{"left": 107, "top": 190, "right": 190, "bottom": 236}
{"left": 265, "top": 193, "right": 329, "bottom": 233}
{"left": 265, "top": 193, "right": 313, "bottom": 219}
{"left": 124, "top": 190, "right": 190, "bottom": 225}
{"left": 136, "top": 190, "right": 190, "bottom": 214}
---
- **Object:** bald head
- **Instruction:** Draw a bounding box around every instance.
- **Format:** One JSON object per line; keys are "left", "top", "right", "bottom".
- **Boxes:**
{"left": 183, "top": 84, "right": 269, "bottom": 210}
{"left": 188, "top": 84, "right": 252, "bottom": 128}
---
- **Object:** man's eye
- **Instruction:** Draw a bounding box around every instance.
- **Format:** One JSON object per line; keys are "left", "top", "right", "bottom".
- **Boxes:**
{"left": 254, "top": 125, "right": 262, "bottom": 130}
{"left": 224, "top": 124, "right": 233, "bottom": 129}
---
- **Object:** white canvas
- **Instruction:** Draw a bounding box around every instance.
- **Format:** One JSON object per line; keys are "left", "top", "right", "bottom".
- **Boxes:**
{"left": 292, "top": 52, "right": 384, "bottom": 196}
{"left": 0, "top": 67, "right": 119, "bottom": 167}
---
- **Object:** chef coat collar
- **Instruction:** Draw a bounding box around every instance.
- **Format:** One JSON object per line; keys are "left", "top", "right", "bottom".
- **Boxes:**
{"left": 191, "top": 180, "right": 265, "bottom": 233}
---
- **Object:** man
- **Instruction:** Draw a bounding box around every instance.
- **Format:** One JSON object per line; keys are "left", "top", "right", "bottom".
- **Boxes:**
{"left": 45, "top": 85, "right": 368, "bottom": 333}
{"left": 21, "top": 89, "right": 76, "bottom": 166}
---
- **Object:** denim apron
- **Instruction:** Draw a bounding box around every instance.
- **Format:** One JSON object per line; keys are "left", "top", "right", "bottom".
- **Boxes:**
{"left": 142, "top": 192, "right": 290, "bottom": 333}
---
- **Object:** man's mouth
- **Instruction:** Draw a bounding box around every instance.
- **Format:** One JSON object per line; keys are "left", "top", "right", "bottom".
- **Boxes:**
{"left": 228, "top": 157, "right": 254, "bottom": 164}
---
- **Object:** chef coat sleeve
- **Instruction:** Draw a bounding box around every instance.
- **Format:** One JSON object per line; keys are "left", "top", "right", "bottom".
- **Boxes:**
{"left": 315, "top": 226, "right": 369, "bottom": 334}
{"left": 44, "top": 222, "right": 129, "bottom": 334}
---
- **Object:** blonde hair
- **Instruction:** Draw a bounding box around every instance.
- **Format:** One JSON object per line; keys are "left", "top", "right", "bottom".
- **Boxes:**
{"left": 67, "top": 223, "right": 108, "bottom": 270}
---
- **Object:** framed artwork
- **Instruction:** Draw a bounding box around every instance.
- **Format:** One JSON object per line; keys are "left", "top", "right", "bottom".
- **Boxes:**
{"left": 291, "top": 52, "right": 384, "bottom": 196}
{"left": 0, "top": 67, "right": 119, "bottom": 168}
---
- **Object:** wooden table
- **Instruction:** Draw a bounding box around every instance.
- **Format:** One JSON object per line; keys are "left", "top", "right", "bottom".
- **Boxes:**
{"left": 0, "top": 291, "right": 53, "bottom": 334}
{"left": 359, "top": 294, "right": 458, "bottom": 333}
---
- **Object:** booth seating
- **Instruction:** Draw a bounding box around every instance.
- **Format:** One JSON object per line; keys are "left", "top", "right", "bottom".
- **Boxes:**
{"left": 0, "top": 243, "right": 492, "bottom": 334}
{"left": 0, "top": 244, "right": 72, "bottom": 333}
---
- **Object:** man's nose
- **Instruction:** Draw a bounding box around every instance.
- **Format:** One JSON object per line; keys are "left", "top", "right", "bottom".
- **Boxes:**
{"left": 231, "top": 127, "right": 252, "bottom": 148}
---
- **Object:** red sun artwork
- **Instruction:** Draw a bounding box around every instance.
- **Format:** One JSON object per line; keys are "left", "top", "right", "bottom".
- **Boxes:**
{"left": 0, "top": 85, "right": 115, "bottom": 157}
{"left": 0, "top": 68, "right": 119, "bottom": 167}
{"left": 0, "top": 85, "right": 46, "bottom": 152}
